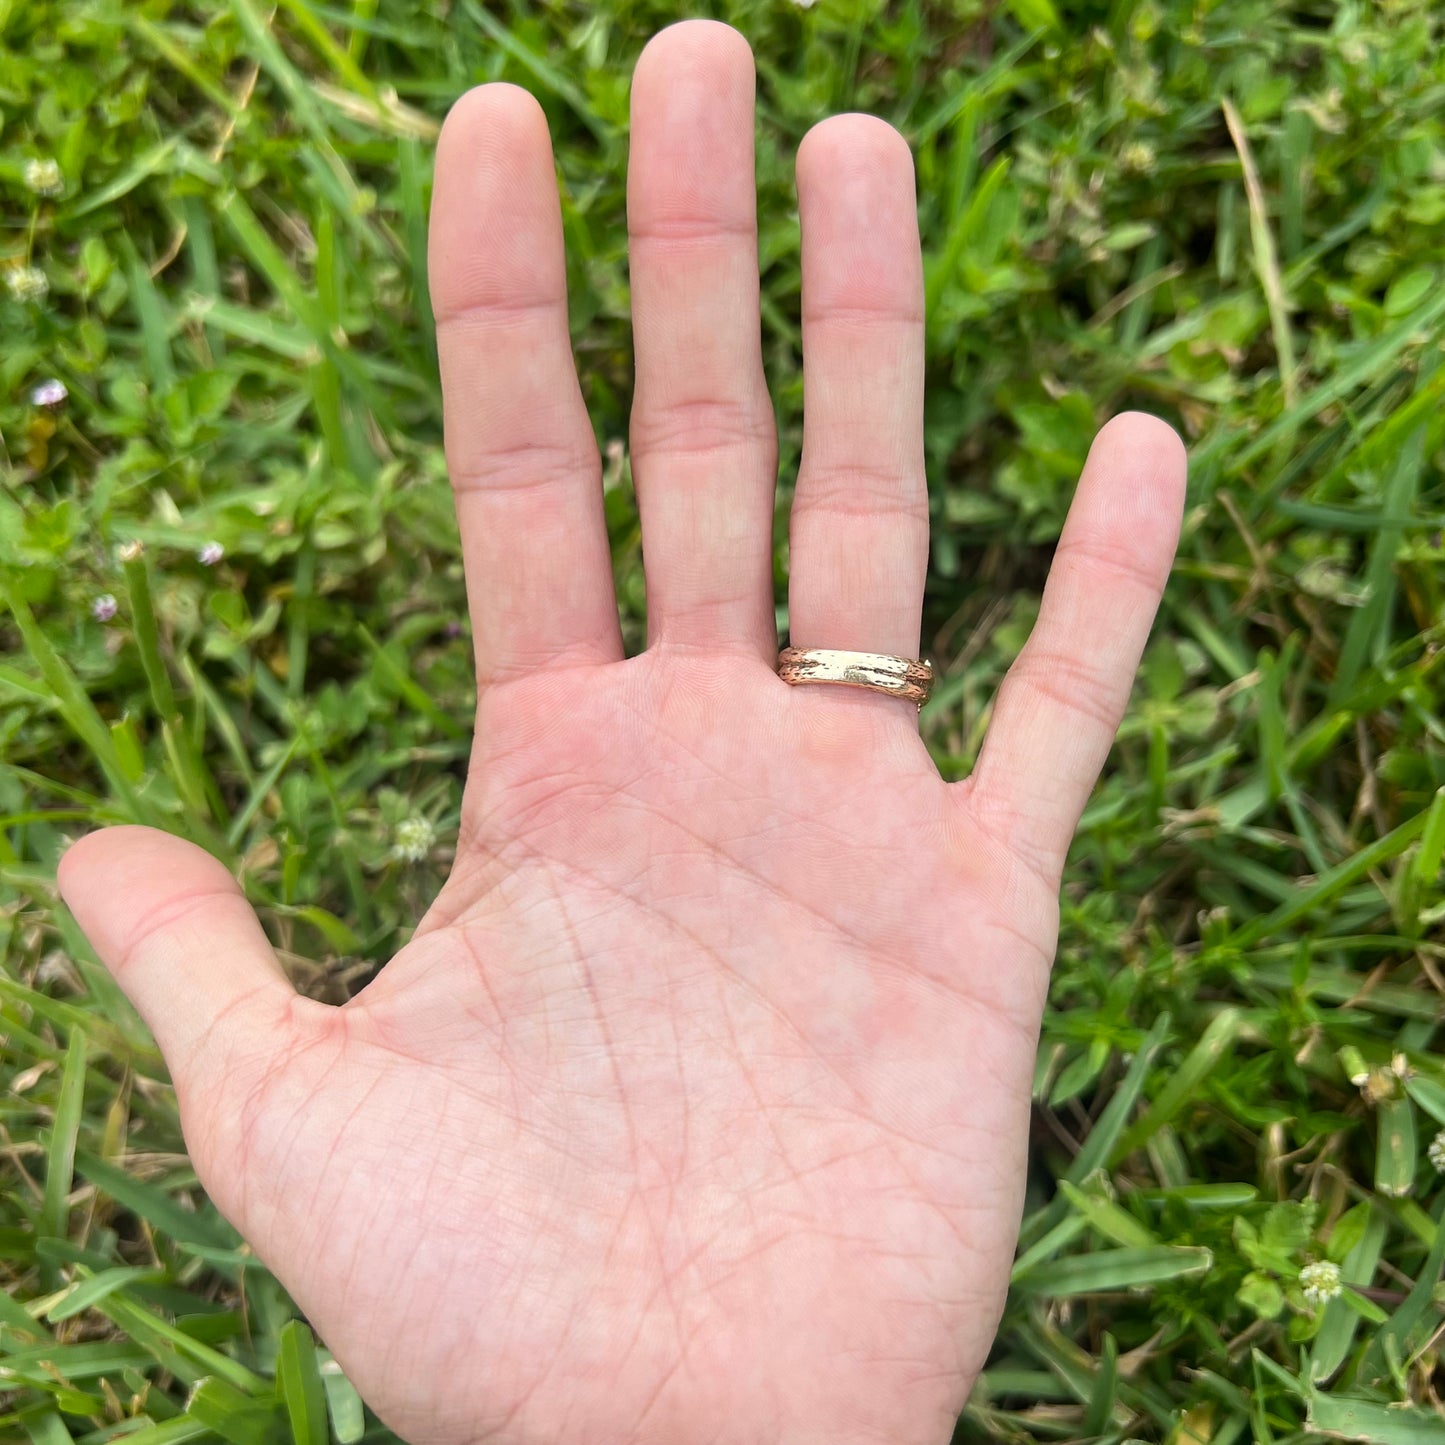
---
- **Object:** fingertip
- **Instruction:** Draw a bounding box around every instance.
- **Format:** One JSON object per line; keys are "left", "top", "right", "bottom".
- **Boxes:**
{"left": 627, "top": 18, "right": 758, "bottom": 222}
{"left": 635, "top": 18, "right": 755, "bottom": 84}
{"left": 630, "top": 21, "right": 756, "bottom": 143}
{"left": 795, "top": 115, "right": 923, "bottom": 327}
{"left": 437, "top": 81, "right": 549, "bottom": 163}
{"left": 428, "top": 81, "right": 565, "bottom": 328}
{"left": 1094, "top": 411, "right": 1188, "bottom": 490}
{"left": 797, "top": 113, "right": 915, "bottom": 189}
{"left": 57, "top": 825, "right": 245, "bottom": 958}
{"left": 57, "top": 825, "right": 295, "bottom": 1090}
{"left": 1074, "top": 411, "right": 1188, "bottom": 556}
{"left": 431, "top": 81, "right": 555, "bottom": 229}
{"left": 60, "top": 824, "right": 194, "bottom": 904}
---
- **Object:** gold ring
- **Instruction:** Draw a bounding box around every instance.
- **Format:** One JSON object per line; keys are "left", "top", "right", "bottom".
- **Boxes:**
{"left": 776, "top": 647, "right": 934, "bottom": 706}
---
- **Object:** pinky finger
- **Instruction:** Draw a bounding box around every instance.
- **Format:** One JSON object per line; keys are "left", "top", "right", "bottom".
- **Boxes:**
{"left": 960, "top": 412, "right": 1186, "bottom": 882}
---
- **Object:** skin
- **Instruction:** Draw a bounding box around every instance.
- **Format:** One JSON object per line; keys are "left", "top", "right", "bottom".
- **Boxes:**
{"left": 58, "top": 21, "right": 1186, "bottom": 1445}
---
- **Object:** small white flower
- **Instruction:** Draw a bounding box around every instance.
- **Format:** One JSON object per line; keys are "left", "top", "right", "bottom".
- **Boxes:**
{"left": 92, "top": 594, "right": 118, "bottom": 622}
{"left": 24, "top": 158, "right": 63, "bottom": 197}
{"left": 1122, "top": 141, "right": 1156, "bottom": 174}
{"left": 198, "top": 541, "right": 224, "bottom": 566}
{"left": 391, "top": 815, "right": 436, "bottom": 863}
{"left": 789, "top": 0, "right": 820, "bottom": 8}
{"left": 6, "top": 265, "right": 48, "bottom": 303}
{"left": 116, "top": 540, "right": 144, "bottom": 564}
{"left": 30, "top": 378, "right": 67, "bottom": 407}
{"left": 602, "top": 438, "right": 628, "bottom": 492}
{"left": 1428, "top": 1128, "right": 1445, "bottom": 1173}
{"left": 1299, "top": 1259, "right": 1342, "bottom": 1307}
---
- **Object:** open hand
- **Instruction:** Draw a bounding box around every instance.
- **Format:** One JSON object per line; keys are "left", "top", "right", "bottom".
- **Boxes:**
{"left": 60, "top": 21, "right": 1185, "bottom": 1445}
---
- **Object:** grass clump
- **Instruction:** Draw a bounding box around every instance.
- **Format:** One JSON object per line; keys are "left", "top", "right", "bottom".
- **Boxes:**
{"left": 3, "top": 0, "right": 1445, "bottom": 1440}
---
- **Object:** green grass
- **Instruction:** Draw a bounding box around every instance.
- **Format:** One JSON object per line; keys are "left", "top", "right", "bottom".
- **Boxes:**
{"left": 3, "top": 0, "right": 1445, "bottom": 1440}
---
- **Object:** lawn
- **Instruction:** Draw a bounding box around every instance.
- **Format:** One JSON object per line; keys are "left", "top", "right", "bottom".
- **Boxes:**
{"left": 3, "top": 0, "right": 1445, "bottom": 1440}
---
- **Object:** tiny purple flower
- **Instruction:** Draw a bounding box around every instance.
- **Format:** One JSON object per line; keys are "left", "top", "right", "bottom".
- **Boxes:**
{"left": 198, "top": 540, "right": 224, "bottom": 566}
{"left": 30, "top": 378, "right": 67, "bottom": 408}
{"left": 92, "top": 594, "right": 118, "bottom": 622}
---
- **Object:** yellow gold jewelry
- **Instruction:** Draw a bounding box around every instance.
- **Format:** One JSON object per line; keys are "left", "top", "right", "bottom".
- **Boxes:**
{"left": 776, "top": 647, "right": 934, "bottom": 706}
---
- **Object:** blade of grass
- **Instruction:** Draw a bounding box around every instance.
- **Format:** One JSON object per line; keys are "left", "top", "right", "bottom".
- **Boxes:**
{"left": 277, "top": 1320, "right": 329, "bottom": 1445}
{"left": 1058, "top": 1181, "right": 1160, "bottom": 1248}
{"left": 456, "top": 0, "right": 607, "bottom": 142}
{"left": 95, "top": 1292, "right": 266, "bottom": 1393}
{"left": 1375, "top": 1095, "right": 1418, "bottom": 1199}
{"left": 1312, "top": 1204, "right": 1388, "bottom": 1382}
{"left": 319, "top": 1355, "right": 365, "bottom": 1444}
{"left": 1112, "top": 1009, "right": 1242, "bottom": 1162}
{"left": 40, "top": 1030, "right": 86, "bottom": 1245}
{"left": 187, "top": 1377, "right": 287, "bottom": 1445}
{"left": 1226, "top": 811, "right": 1432, "bottom": 950}
{"left": 1306, "top": 1391, "right": 1445, "bottom": 1444}
{"left": 1013, "top": 1245, "right": 1213, "bottom": 1295}
{"left": 45, "top": 1265, "right": 164, "bottom": 1322}
{"left": 76, "top": 1153, "right": 237, "bottom": 1254}
{"left": 1329, "top": 422, "right": 1427, "bottom": 707}
{"left": 1222, "top": 98, "right": 1296, "bottom": 410}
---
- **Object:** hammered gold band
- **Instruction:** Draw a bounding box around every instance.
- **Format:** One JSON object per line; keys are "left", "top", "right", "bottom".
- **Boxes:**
{"left": 776, "top": 647, "right": 934, "bottom": 706}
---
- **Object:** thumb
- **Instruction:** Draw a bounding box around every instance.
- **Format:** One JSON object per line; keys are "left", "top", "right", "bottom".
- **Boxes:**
{"left": 57, "top": 826, "right": 297, "bottom": 1083}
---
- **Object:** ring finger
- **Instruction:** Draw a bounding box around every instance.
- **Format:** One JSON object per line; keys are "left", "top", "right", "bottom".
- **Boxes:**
{"left": 787, "top": 115, "right": 928, "bottom": 668}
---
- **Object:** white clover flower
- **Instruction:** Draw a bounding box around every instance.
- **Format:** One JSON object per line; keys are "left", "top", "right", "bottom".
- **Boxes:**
{"left": 1299, "top": 1259, "right": 1342, "bottom": 1307}
{"left": 789, "top": 0, "right": 820, "bottom": 8}
{"left": 198, "top": 541, "right": 224, "bottom": 566}
{"left": 30, "top": 378, "right": 67, "bottom": 407}
{"left": 392, "top": 815, "right": 436, "bottom": 863}
{"left": 116, "top": 540, "right": 144, "bottom": 564}
{"left": 1428, "top": 1128, "right": 1445, "bottom": 1173}
{"left": 92, "top": 594, "right": 118, "bottom": 622}
{"left": 24, "top": 158, "right": 63, "bottom": 197}
{"left": 1122, "top": 141, "right": 1156, "bottom": 174}
{"left": 6, "top": 266, "right": 48, "bottom": 303}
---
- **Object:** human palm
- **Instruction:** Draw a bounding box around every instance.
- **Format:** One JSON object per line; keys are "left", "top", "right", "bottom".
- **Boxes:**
{"left": 60, "top": 21, "right": 1185, "bottom": 1445}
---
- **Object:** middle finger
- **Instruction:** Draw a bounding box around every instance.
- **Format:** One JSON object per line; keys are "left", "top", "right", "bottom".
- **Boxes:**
{"left": 627, "top": 21, "right": 778, "bottom": 662}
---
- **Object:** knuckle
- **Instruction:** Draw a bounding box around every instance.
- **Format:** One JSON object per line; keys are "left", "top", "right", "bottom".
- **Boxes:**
{"left": 448, "top": 439, "right": 594, "bottom": 499}
{"left": 630, "top": 394, "right": 774, "bottom": 462}
{"left": 791, "top": 463, "right": 929, "bottom": 523}
{"left": 1057, "top": 531, "right": 1167, "bottom": 595}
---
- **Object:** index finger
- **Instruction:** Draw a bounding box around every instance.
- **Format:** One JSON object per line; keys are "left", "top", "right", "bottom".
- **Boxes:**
{"left": 429, "top": 84, "right": 622, "bottom": 689}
